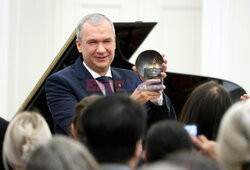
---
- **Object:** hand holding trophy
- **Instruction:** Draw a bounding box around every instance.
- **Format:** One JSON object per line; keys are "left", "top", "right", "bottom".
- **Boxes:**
{"left": 131, "top": 50, "right": 165, "bottom": 104}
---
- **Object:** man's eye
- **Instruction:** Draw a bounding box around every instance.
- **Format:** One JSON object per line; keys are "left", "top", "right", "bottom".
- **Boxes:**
{"left": 104, "top": 40, "right": 112, "bottom": 43}
{"left": 87, "top": 41, "right": 97, "bottom": 44}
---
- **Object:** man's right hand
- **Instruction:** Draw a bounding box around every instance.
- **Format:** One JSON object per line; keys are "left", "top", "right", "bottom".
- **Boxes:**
{"left": 191, "top": 135, "right": 217, "bottom": 161}
{"left": 130, "top": 79, "right": 165, "bottom": 104}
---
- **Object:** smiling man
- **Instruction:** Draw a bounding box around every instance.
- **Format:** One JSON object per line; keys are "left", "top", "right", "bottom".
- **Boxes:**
{"left": 45, "top": 13, "right": 176, "bottom": 135}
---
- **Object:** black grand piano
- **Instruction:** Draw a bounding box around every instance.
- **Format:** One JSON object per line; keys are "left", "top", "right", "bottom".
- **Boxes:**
{"left": 17, "top": 22, "right": 246, "bottom": 133}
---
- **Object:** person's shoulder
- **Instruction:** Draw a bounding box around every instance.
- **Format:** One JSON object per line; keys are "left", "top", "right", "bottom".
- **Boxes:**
{"left": 112, "top": 67, "right": 134, "bottom": 73}
{"left": 48, "top": 56, "right": 83, "bottom": 80}
{"left": 112, "top": 67, "right": 138, "bottom": 78}
{"left": 48, "top": 65, "right": 74, "bottom": 80}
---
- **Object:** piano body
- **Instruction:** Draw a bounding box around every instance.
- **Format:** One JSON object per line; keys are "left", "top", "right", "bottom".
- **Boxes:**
{"left": 17, "top": 22, "right": 246, "bottom": 133}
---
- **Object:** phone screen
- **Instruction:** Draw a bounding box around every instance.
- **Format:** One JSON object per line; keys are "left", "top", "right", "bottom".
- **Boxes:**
{"left": 184, "top": 125, "right": 197, "bottom": 137}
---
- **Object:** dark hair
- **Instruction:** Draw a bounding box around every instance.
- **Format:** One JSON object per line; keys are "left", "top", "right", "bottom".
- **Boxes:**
{"left": 166, "top": 151, "right": 220, "bottom": 170}
{"left": 144, "top": 120, "right": 193, "bottom": 163}
{"left": 242, "top": 163, "right": 250, "bottom": 170}
{"left": 179, "top": 81, "right": 232, "bottom": 140}
{"left": 72, "top": 95, "right": 102, "bottom": 141}
{"left": 82, "top": 94, "right": 146, "bottom": 163}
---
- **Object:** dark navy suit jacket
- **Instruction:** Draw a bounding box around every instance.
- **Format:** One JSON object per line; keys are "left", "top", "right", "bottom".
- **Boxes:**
{"left": 45, "top": 56, "right": 176, "bottom": 134}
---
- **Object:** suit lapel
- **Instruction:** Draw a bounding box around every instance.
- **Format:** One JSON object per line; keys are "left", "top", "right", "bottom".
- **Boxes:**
{"left": 73, "top": 56, "right": 103, "bottom": 95}
{"left": 111, "top": 68, "right": 126, "bottom": 93}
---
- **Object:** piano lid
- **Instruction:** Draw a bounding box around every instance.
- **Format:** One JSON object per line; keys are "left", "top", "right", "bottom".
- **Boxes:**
{"left": 17, "top": 22, "right": 157, "bottom": 131}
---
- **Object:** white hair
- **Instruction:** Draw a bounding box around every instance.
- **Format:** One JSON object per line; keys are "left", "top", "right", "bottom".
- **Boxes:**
{"left": 3, "top": 111, "right": 52, "bottom": 170}
{"left": 25, "top": 136, "right": 100, "bottom": 170}
{"left": 217, "top": 101, "right": 250, "bottom": 170}
{"left": 140, "top": 161, "right": 186, "bottom": 170}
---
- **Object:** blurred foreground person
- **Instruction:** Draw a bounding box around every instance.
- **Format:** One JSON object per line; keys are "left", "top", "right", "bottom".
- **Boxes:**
{"left": 143, "top": 120, "right": 193, "bottom": 163}
{"left": 71, "top": 94, "right": 102, "bottom": 142}
{"left": 166, "top": 151, "right": 220, "bottom": 170}
{"left": 217, "top": 101, "right": 250, "bottom": 170}
{"left": 140, "top": 151, "right": 220, "bottom": 170}
{"left": 25, "top": 136, "right": 100, "bottom": 170}
{"left": 140, "top": 161, "right": 185, "bottom": 170}
{"left": 3, "top": 111, "right": 52, "bottom": 170}
{"left": 82, "top": 94, "right": 146, "bottom": 170}
{"left": 180, "top": 81, "right": 232, "bottom": 140}
{"left": 192, "top": 101, "right": 250, "bottom": 169}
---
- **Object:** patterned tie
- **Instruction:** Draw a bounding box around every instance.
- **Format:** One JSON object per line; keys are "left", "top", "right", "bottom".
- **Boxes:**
{"left": 96, "top": 76, "right": 113, "bottom": 95}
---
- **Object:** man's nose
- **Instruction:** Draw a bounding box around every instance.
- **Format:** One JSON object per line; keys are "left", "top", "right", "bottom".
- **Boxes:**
{"left": 96, "top": 43, "right": 105, "bottom": 53}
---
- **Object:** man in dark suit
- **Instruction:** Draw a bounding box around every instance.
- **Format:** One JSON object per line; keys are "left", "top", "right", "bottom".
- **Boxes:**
{"left": 45, "top": 13, "right": 176, "bottom": 135}
{"left": 0, "top": 117, "right": 8, "bottom": 170}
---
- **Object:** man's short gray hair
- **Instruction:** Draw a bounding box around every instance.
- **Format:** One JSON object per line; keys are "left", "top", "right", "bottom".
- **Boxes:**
{"left": 76, "top": 13, "right": 116, "bottom": 43}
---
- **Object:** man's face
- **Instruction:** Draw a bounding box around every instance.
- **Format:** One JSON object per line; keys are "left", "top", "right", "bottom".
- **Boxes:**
{"left": 76, "top": 19, "right": 116, "bottom": 75}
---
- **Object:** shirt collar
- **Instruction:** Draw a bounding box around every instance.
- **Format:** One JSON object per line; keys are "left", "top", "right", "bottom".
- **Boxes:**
{"left": 83, "top": 61, "right": 112, "bottom": 79}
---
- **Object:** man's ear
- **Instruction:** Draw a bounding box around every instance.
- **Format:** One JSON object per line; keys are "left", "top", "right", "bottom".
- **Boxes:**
{"left": 71, "top": 124, "right": 78, "bottom": 139}
{"left": 142, "top": 150, "right": 148, "bottom": 164}
{"left": 127, "top": 140, "right": 143, "bottom": 170}
{"left": 76, "top": 39, "right": 82, "bottom": 53}
{"left": 134, "top": 140, "right": 143, "bottom": 161}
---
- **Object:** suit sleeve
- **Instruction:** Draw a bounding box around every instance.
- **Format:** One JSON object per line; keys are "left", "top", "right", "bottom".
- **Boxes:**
{"left": 45, "top": 74, "right": 78, "bottom": 135}
{"left": 129, "top": 72, "right": 177, "bottom": 129}
{"left": 146, "top": 93, "right": 177, "bottom": 129}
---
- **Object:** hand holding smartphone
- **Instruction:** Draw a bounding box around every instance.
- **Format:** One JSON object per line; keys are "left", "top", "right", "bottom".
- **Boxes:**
{"left": 184, "top": 124, "right": 197, "bottom": 137}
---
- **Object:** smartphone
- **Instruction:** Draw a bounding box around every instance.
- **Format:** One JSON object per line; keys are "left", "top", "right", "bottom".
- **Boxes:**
{"left": 184, "top": 125, "right": 197, "bottom": 137}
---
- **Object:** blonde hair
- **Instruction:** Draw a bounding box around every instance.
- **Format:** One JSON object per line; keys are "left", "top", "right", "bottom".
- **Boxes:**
{"left": 3, "top": 111, "right": 52, "bottom": 170}
{"left": 217, "top": 101, "right": 250, "bottom": 170}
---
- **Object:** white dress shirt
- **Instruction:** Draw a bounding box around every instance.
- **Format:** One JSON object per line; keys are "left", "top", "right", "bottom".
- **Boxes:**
{"left": 83, "top": 61, "right": 163, "bottom": 105}
{"left": 83, "top": 61, "right": 114, "bottom": 95}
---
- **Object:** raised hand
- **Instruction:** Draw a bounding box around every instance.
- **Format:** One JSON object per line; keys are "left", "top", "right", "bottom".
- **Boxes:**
{"left": 240, "top": 94, "right": 250, "bottom": 102}
{"left": 191, "top": 135, "right": 217, "bottom": 161}
{"left": 130, "top": 79, "right": 165, "bottom": 104}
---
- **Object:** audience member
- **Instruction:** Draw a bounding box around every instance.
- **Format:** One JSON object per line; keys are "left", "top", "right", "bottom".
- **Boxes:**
{"left": 179, "top": 80, "right": 232, "bottom": 140}
{"left": 0, "top": 117, "right": 9, "bottom": 170}
{"left": 71, "top": 94, "right": 102, "bottom": 142}
{"left": 166, "top": 151, "right": 220, "bottom": 170}
{"left": 3, "top": 111, "right": 52, "bottom": 170}
{"left": 192, "top": 101, "right": 250, "bottom": 170}
{"left": 190, "top": 134, "right": 217, "bottom": 161}
{"left": 140, "top": 161, "right": 185, "bottom": 170}
{"left": 143, "top": 120, "right": 193, "bottom": 163}
{"left": 140, "top": 151, "right": 220, "bottom": 170}
{"left": 217, "top": 101, "right": 250, "bottom": 170}
{"left": 25, "top": 136, "right": 100, "bottom": 170}
{"left": 82, "top": 94, "right": 146, "bottom": 170}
